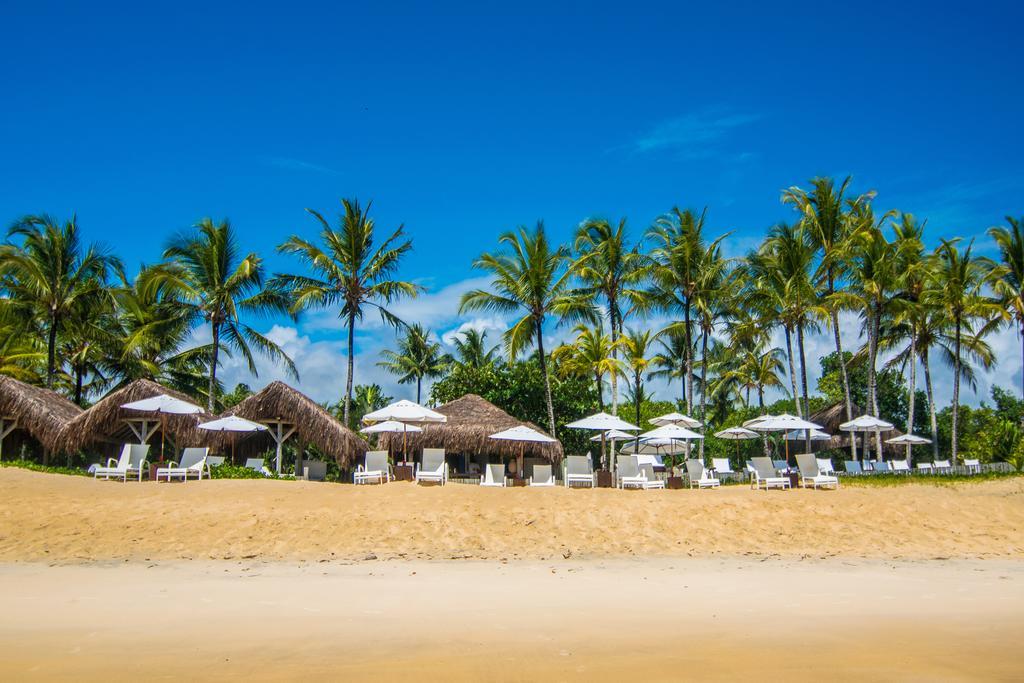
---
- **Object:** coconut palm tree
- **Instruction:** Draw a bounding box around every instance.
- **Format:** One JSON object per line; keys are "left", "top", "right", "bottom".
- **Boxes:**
{"left": 272, "top": 199, "right": 421, "bottom": 424}
{"left": 343, "top": 383, "right": 393, "bottom": 429}
{"left": 460, "top": 222, "right": 594, "bottom": 434}
{"left": 988, "top": 216, "right": 1024, "bottom": 399}
{"left": 0, "top": 303, "right": 44, "bottom": 382}
{"left": 726, "top": 346, "right": 788, "bottom": 413}
{"left": 142, "top": 218, "right": 296, "bottom": 411}
{"left": 618, "top": 328, "right": 654, "bottom": 427}
{"left": 377, "top": 323, "right": 451, "bottom": 404}
{"left": 551, "top": 325, "right": 620, "bottom": 410}
{"left": 0, "top": 215, "right": 121, "bottom": 388}
{"left": 649, "top": 329, "right": 690, "bottom": 405}
{"left": 573, "top": 217, "right": 648, "bottom": 414}
{"left": 451, "top": 328, "right": 499, "bottom": 369}
{"left": 924, "top": 239, "right": 999, "bottom": 462}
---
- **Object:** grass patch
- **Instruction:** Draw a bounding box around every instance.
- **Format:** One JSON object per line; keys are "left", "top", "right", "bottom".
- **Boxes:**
{"left": 841, "top": 470, "right": 1024, "bottom": 487}
{"left": 208, "top": 464, "right": 294, "bottom": 480}
{"left": 0, "top": 459, "right": 90, "bottom": 477}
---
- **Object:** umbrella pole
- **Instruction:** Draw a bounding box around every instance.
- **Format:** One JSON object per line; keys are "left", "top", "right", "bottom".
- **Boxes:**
{"left": 403, "top": 426, "right": 408, "bottom": 465}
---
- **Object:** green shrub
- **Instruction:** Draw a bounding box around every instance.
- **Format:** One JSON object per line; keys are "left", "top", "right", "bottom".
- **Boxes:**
{"left": 208, "top": 464, "right": 269, "bottom": 479}
{"left": 0, "top": 459, "right": 89, "bottom": 477}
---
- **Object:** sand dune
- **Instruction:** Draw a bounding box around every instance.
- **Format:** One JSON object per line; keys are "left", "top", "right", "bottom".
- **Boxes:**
{"left": 1, "top": 468, "right": 1022, "bottom": 562}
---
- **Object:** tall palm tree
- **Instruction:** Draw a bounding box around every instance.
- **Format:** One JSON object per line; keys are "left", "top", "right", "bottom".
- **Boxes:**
{"left": 726, "top": 346, "right": 788, "bottom": 413}
{"left": 0, "top": 215, "right": 120, "bottom": 388}
{"left": 889, "top": 213, "right": 928, "bottom": 460}
{"left": 272, "top": 199, "right": 420, "bottom": 424}
{"left": 649, "top": 329, "right": 690, "bottom": 405}
{"left": 988, "top": 216, "right": 1024, "bottom": 398}
{"left": 618, "top": 328, "right": 654, "bottom": 427}
{"left": 0, "top": 303, "right": 44, "bottom": 382}
{"left": 338, "top": 383, "right": 393, "bottom": 429}
{"left": 460, "top": 222, "right": 593, "bottom": 434}
{"left": 552, "top": 325, "right": 620, "bottom": 410}
{"left": 377, "top": 323, "right": 451, "bottom": 403}
{"left": 142, "top": 218, "right": 296, "bottom": 411}
{"left": 573, "top": 217, "right": 647, "bottom": 414}
{"left": 451, "top": 328, "right": 499, "bottom": 369}
{"left": 924, "top": 239, "right": 999, "bottom": 462}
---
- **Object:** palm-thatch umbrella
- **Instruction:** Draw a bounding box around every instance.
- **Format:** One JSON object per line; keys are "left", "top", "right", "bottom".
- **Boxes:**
{"left": 0, "top": 375, "right": 82, "bottom": 462}
{"left": 224, "top": 380, "right": 367, "bottom": 475}
{"left": 378, "top": 394, "right": 562, "bottom": 471}
{"left": 60, "top": 379, "right": 213, "bottom": 458}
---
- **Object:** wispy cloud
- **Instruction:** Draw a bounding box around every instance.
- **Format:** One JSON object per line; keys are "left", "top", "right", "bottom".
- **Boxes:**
{"left": 261, "top": 156, "right": 341, "bottom": 176}
{"left": 632, "top": 109, "right": 761, "bottom": 154}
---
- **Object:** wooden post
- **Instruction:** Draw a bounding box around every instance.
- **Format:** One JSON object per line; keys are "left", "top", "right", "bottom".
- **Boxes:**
{"left": 264, "top": 419, "right": 295, "bottom": 475}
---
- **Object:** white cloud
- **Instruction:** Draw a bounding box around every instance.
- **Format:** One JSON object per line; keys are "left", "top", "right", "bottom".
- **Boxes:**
{"left": 632, "top": 109, "right": 760, "bottom": 154}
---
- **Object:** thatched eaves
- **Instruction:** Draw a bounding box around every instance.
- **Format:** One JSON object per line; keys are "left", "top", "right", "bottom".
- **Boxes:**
{"left": 379, "top": 394, "right": 563, "bottom": 462}
{"left": 788, "top": 401, "right": 905, "bottom": 453}
{"left": 0, "top": 375, "right": 82, "bottom": 452}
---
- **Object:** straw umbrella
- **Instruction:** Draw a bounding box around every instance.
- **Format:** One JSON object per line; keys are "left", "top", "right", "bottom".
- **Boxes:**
{"left": 748, "top": 414, "right": 822, "bottom": 466}
{"left": 565, "top": 412, "right": 640, "bottom": 472}
{"left": 488, "top": 425, "right": 557, "bottom": 478}
{"left": 363, "top": 399, "right": 447, "bottom": 464}
{"left": 121, "top": 393, "right": 203, "bottom": 461}
{"left": 198, "top": 415, "right": 268, "bottom": 464}
{"left": 840, "top": 414, "right": 894, "bottom": 464}
{"left": 714, "top": 426, "right": 759, "bottom": 463}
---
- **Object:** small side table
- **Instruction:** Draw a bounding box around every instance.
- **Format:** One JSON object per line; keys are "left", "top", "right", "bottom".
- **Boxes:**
{"left": 393, "top": 464, "right": 414, "bottom": 481}
{"left": 509, "top": 477, "right": 528, "bottom": 487}
{"left": 596, "top": 470, "right": 613, "bottom": 488}
{"left": 666, "top": 476, "right": 686, "bottom": 489}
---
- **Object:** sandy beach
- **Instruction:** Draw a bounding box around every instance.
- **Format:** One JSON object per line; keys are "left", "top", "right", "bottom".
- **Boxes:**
{"left": 1, "top": 469, "right": 1023, "bottom": 681}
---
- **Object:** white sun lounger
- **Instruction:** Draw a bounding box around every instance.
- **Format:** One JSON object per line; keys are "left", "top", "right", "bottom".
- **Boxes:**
{"left": 750, "top": 457, "right": 791, "bottom": 491}
{"left": 480, "top": 463, "right": 507, "bottom": 487}
{"left": 796, "top": 454, "right": 839, "bottom": 489}
{"left": 890, "top": 459, "right": 911, "bottom": 474}
{"left": 963, "top": 458, "right": 981, "bottom": 474}
{"left": 529, "top": 464, "right": 556, "bottom": 487}
{"left": 415, "top": 448, "right": 448, "bottom": 485}
{"left": 872, "top": 460, "right": 891, "bottom": 473}
{"left": 916, "top": 462, "right": 933, "bottom": 473}
{"left": 354, "top": 450, "right": 392, "bottom": 484}
{"left": 639, "top": 463, "right": 665, "bottom": 490}
{"left": 772, "top": 459, "right": 789, "bottom": 473}
{"left": 844, "top": 460, "right": 864, "bottom": 475}
{"left": 564, "top": 455, "right": 595, "bottom": 488}
{"left": 711, "top": 458, "right": 735, "bottom": 477}
{"left": 933, "top": 459, "right": 952, "bottom": 474}
{"left": 686, "top": 459, "right": 720, "bottom": 489}
{"left": 94, "top": 444, "right": 150, "bottom": 482}
{"left": 617, "top": 455, "right": 646, "bottom": 489}
{"left": 244, "top": 457, "right": 275, "bottom": 477}
{"left": 816, "top": 458, "right": 835, "bottom": 475}
{"left": 156, "top": 447, "right": 210, "bottom": 482}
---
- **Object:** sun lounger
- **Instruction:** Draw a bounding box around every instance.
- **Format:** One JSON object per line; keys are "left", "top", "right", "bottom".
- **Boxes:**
{"left": 564, "top": 455, "right": 595, "bottom": 488}
{"left": 711, "top": 458, "right": 735, "bottom": 477}
{"left": 750, "top": 457, "right": 791, "bottom": 491}
{"left": 480, "top": 463, "right": 507, "bottom": 487}
{"left": 415, "top": 448, "right": 448, "bottom": 485}
{"left": 640, "top": 463, "right": 665, "bottom": 489}
{"left": 354, "top": 450, "right": 391, "bottom": 484}
{"left": 529, "top": 464, "right": 556, "bottom": 487}
{"left": 772, "top": 459, "right": 789, "bottom": 473}
{"left": 796, "top": 454, "right": 839, "bottom": 489}
{"left": 816, "top": 458, "right": 835, "bottom": 476}
{"left": 933, "top": 459, "right": 952, "bottom": 474}
{"left": 94, "top": 444, "right": 150, "bottom": 482}
{"left": 844, "top": 460, "right": 863, "bottom": 475}
{"left": 156, "top": 447, "right": 210, "bottom": 482}
{"left": 872, "top": 460, "right": 891, "bottom": 473}
{"left": 890, "top": 459, "right": 911, "bottom": 474}
{"left": 963, "top": 458, "right": 981, "bottom": 474}
{"left": 206, "top": 455, "right": 225, "bottom": 468}
{"left": 244, "top": 457, "right": 275, "bottom": 477}
{"left": 685, "top": 459, "right": 720, "bottom": 489}
{"left": 616, "top": 455, "right": 646, "bottom": 489}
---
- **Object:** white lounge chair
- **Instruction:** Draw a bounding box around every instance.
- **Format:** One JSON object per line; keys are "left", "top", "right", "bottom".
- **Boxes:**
{"left": 963, "top": 458, "right": 981, "bottom": 474}
{"left": 711, "top": 458, "right": 735, "bottom": 478}
{"left": 639, "top": 463, "right": 665, "bottom": 490}
{"left": 916, "top": 462, "right": 933, "bottom": 473}
{"left": 480, "top": 463, "right": 507, "bottom": 487}
{"left": 206, "top": 455, "right": 226, "bottom": 468}
{"left": 844, "top": 460, "right": 864, "bottom": 475}
{"left": 156, "top": 447, "right": 210, "bottom": 482}
{"left": 890, "top": 459, "right": 911, "bottom": 474}
{"left": 750, "top": 457, "right": 791, "bottom": 491}
{"left": 354, "top": 450, "right": 392, "bottom": 485}
{"left": 933, "top": 459, "right": 952, "bottom": 474}
{"left": 94, "top": 444, "right": 150, "bottom": 482}
{"left": 529, "top": 464, "right": 556, "bottom": 487}
{"left": 686, "top": 459, "right": 720, "bottom": 489}
{"left": 816, "top": 458, "right": 835, "bottom": 476}
{"left": 564, "top": 455, "right": 595, "bottom": 488}
{"left": 796, "top": 454, "right": 839, "bottom": 489}
{"left": 872, "top": 460, "right": 891, "bottom": 473}
{"left": 415, "top": 448, "right": 447, "bottom": 485}
{"left": 616, "top": 455, "right": 646, "bottom": 489}
{"left": 244, "top": 457, "right": 274, "bottom": 477}
{"left": 772, "top": 459, "right": 789, "bottom": 473}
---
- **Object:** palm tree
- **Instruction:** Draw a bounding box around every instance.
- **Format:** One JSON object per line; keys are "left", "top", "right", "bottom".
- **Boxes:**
{"left": 337, "top": 383, "right": 393, "bottom": 429}
{"left": 377, "top": 323, "right": 451, "bottom": 403}
{"left": 272, "top": 199, "right": 420, "bottom": 424}
{"left": 451, "top": 328, "right": 499, "bottom": 369}
{"left": 649, "top": 329, "right": 690, "bottom": 405}
{"left": 924, "top": 239, "right": 999, "bottom": 462}
{"left": 988, "top": 216, "right": 1024, "bottom": 398}
{"left": 0, "top": 215, "right": 120, "bottom": 388}
{"left": 727, "top": 346, "right": 788, "bottom": 413}
{"left": 551, "top": 325, "right": 620, "bottom": 410}
{"left": 460, "top": 222, "right": 593, "bottom": 434}
{"left": 618, "top": 328, "right": 654, "bottom": 427}
{"left": 573, "top": 217, "right": 647, "bottom": 414}
{"left": 142, "top": 218, "right": 296, "bottom": 411}
{"left": 0, "top": 303, "right": 44, "bottom": 382}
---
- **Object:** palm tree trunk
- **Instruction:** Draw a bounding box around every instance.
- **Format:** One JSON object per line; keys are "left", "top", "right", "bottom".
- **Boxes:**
{"left": 207, "top": 322, "right": 220, "bottom": 413}
{"left": 609, "top": 303, "right": 619, "bottom": 416}
{"left": 906, "top": 334, "right": 917, "bottom": 465}
{"left": 699, "top": 328, "right": 708, "bottom": 460}
{"left": 758, "top": 386, "right": 768, "bottom": 456}
{"left": 797, "top": 322, "right": 811, "bottom": 454}
{"left": 1020, "top": 321, "right": 1024, "bottom": 400}
{"left": 416, "top": 377, "right": 422, "bottom": 404}
{"left": 831, "top": 308, "right": 856, "bottom": 460}
{"left": 952, "top": 318, "right": 962, "bottom": 463}
{"left": 74, "top": 366, "right": 84, "bottom": 407}
{"left": 922, "top": 347, "right": 939, "bottom": 461}
{"left": 684, "top": 303, "right": 693, "bottom": 414}
{"left": 785, "top": 325, "right": 800, "bottom": 417}
{"left": 870, "top": 304, "right": 883, "bottom": 458}
{"left": 46, "top": 317, "right": 58, "bottom": 389}
{"left": 536, "top": 327, "right": 556, "bottom": 436}
{"left": 634, "top": 371, "right": 642, "bottom": 428}
{"left": 343, "top": 312, "right": 356, "bottom": 425}
{"left": 595, "top": 372, "right": 604, "bottom": 411}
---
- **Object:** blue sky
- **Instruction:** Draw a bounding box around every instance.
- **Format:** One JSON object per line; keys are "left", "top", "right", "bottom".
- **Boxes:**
{"left": 2, "top": 2, "right": 1022, "bottom": 405}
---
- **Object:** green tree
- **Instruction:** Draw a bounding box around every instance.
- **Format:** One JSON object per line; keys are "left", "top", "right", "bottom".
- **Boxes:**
{"left": 377, "top": 323, "right": 451, "bottom": 403}
{"left": 273, "top": 199, "right": 420, "bottom": 424}
{"left": 618, "top": 328, "right": 654, "bottom": 428}
{"left": 341, "top": 383, "right": 393, "bottom": 429}
{"left": 988, "top": 216, "right": 1024, "bottom": 398}
{"left": 551, "top": 325, "right": 621, "bottom": 410}
{"left": 451, "top": 328, "right": 499, "bottom": 369}
{"left": 221, "top": 383, "right": 254, "bottom": 409}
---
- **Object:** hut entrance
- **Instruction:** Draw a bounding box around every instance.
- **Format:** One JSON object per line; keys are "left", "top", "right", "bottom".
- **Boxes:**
{"left": 0, "top": 416, "right": 17, "bottom": 460}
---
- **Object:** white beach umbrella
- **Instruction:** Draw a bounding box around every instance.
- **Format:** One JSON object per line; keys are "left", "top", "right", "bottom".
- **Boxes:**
{"left": 121, "top": 393, "right": 204, "bottom": 459}
{"left": 884, "top": 433, "right": 932, "bottom": 445}
{"left": 784, "top": 428, "right": 832, "bottom": 441}
{"left": 359, "top": 420, "right": 423, "bottom": 434}
{"left": 648, "top": 411, "right": 702, "bottom": 428}
{"left": 714, "top": 426, "right": 760, "bottom": 460}
{"left": 840, "top": 414, "right": 895, "bottom": 463}
{"left": 620, "top": 438, "right": 687, "bottom": 456}
{"left": 565, "top": 412, "right": 639, "bottom": 471}
{"left": 638, "top": 424, "right": 705, "bottom": 441}
{"left": 362, "top": 400, "right": 447, "bottom": 463}
{"left": 198, "top": 415, "right": 268, "bottom": 464}
{"left": 590, "top": 429, "right": 635, "bottom": 441}
{"left": 489, "top": 425, "right": 558, "bottom": 477}
{"left": 747, "top": 414, "right": 822, "bottom": 464}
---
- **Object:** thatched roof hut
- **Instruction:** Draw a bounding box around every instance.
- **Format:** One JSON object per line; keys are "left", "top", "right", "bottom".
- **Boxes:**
{"left": 379, "top": 394, "right": 563, "bottom": 462}
{"left": 224, "top": 381, "right": 367, "bottom": 467}
{"left": 0, "top": 375, "right": 82, "bottom": 456}
{"left": 787, "top": 401, "right": 905, "bottom": 454}
{"left": 60, "top": 379, "right": 213, "bottom": 453}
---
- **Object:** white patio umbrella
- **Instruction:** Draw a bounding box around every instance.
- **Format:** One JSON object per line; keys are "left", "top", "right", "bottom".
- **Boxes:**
{"left": 885, "top": 432, "right": 931, "bottom": 461}
{"left": 121, "top": 393, "right": 204, "bottom": 460}
{"left": 360, "top": 421, "right": 423, "bottom": 460}
{"left": 649, "top": 412, "right": 702, "bottom": 429}
{"left": 840, "top": 414, "right": 894, "bottom": 463}
{"left": 636, "top": 424, "right": 704, "bottom": 468}
{"left": 362, "top": 400, "right": 447, "bottom": 464}
{"left": 591, "top": 429, "right": 635, "bottom": 441}
{"left": 714, "top": 426, "right": 760, "bottom": 461}
{"left": 784, "top": 428, "right": 832, "bottom": 441}
{"left": 489, "top": 425, "right": 558, "bottom": 477}
{"left": 748, "top": 414, "right": 822, "bottom": 464}
{"left": 565, "top": 412, "right": 640, "bottom": 471}
{"left": 198, "top": 415, "right": 268, "bottom": 464}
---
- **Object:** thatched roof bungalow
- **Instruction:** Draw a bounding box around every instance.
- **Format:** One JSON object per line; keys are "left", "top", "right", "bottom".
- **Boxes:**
{"left": 224, "top": 381, "right": 367, "bottom": 469}
{"left": 0, "top": 375, "right": 82, "bottom": 459}
{"left": 60, "top": 379, "right": 213, "bottom": 455}
{"left": 378, "top": 394, "right": 563, "bottom": 462}
{"left": 787, "top": 401, "right": 905, "bottom": 454}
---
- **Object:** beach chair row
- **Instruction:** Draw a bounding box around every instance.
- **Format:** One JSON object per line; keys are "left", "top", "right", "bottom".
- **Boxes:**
{"left": 91, "top": 444, "right": 274, "bottom": 482}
